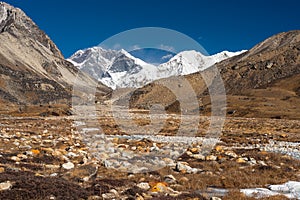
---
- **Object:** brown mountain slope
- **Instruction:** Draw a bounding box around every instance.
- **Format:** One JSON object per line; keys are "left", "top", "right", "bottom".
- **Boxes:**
{"left": 129, "top": 30, "right": 300, "bottom": 119}
{"left": 0, "top": 2, "right": 111, "bottom": 114}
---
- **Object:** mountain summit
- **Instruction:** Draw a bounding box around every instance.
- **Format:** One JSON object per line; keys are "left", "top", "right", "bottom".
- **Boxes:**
{"left": 69, "top": 47, "right": 246, "bottom": 89}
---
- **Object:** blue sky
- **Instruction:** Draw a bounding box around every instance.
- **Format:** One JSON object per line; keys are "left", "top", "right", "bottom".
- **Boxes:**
{"left": 4, "top": 0, "right": 300, "bottom": 58}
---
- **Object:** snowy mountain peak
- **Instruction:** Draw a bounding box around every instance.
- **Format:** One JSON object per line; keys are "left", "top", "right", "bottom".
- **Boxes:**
{"left": 69, "top": 47, "right": 247, "bottom": 89}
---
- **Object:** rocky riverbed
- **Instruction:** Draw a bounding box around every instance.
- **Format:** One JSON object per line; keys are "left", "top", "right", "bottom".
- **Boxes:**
{"left": 0, "top": 106, "right": 299, "bottom": 199}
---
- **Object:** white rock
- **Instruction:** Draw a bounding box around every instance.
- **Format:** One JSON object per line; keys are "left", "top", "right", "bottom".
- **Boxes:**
{"left": 0, "top": 181, "right": 12, "bottom": 191}
{"left": 62, "top": 162, "right": 75, "bottom": 170}
{"left": 192, "top": 154, "right": 205, "bottom": 160}
{"left": 225, "top": 150, "right": 238, "bottom": 158}
{"left": 50, "top": 173, "right": 58, "bottom": 177}
{"left": 211, "top": 197, "right": 222, "bottom": 200}
{"left": 102, "top": 193, "right": 116, "bottom": 199}
{"left": 175, "top": 162, "right": 198, "bottom": 174}
{"left": 109, "top": 189, "right": 119, "bottom": 197}
{"left": 67, "top": 152, "right": 78, "bottom": 158}
{"left": 49, "top": 195, "right": 56, "bottom": 200}
{"left": 164, "top": 175, "right": 177, "bottom": 184}
{"left": 241, "top": 188, "right": 280, "bottom": 198}
{"left": 258, "top": 160, "right": 268, "bottom": 166}
{"left": 11, "top": 156, "right": 20, "bottom": 162}
{"left": 137, "top": 182, "right": 150, "bottom": 190}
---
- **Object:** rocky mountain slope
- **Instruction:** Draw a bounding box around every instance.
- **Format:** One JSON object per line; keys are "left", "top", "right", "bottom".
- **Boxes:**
{"left": 69, "top": 46, "right": 245, "bottom": 89}
{"left": 129, "top": 30, "right": 300, "bottom": 119}
{"left": 0, "top": 2, "right": 110, "bottom": 113}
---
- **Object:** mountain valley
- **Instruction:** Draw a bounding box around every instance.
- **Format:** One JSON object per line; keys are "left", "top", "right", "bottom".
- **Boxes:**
{"left": 0, "top": 2, "right": 299, "bottom": 200}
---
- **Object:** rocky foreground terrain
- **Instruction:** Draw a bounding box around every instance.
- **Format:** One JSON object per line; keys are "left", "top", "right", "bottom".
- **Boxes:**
{"left": 0, "top": 106, "right": 300, "bottom": 199}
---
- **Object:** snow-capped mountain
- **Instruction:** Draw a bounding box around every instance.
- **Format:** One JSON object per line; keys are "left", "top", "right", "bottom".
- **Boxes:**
{"left": 68, "top": 47, "right": 246, "bottom": 89}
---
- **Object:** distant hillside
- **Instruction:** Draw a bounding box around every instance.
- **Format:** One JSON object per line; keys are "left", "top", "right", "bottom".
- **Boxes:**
{"left": 129, "top": 30, "right": 300, "bottom": 119}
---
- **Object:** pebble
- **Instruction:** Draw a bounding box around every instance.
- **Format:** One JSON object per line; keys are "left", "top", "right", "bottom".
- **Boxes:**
{"left": 175, "top": 162, "right": 199, "bottom": 174}
{"left": 49, "top": 195, "right": 56, "bottom": 200}
{"left": 206, "top": 155, "right": 217, "bottom": 161}
{"left": 0, "top": 181, "right": 13, "bottom": 191}
{"left": 150, "top": 182, "right": 168, "bottom": 193}
{"left": 45, "top": 164, "right": 60, "bottom": 170}
{"left": 62, "top": 162, "right": 75, "bottom": 170}
{"left": 192, "top": 154, "right": 206, "bottom": 160}
{"left": 190, "top": 147, "right": 199, "bottom": 153}
{"left": 224, "top": 150, "right": 238, "bottom": 158}
{"left": 109, "top": 189, "right": 119, "bottom": 197}
{"left": 211, "top": 197, "right": 222, "bottom": 200}
{"left": 102, "top": 192, "right": 117, "bottom": 199}
{"left": 258, "top": 160, "right": 268, "bottom": 166}
{"left": 164, "top": 175, "right": 177, "bottom": 184}
{"left": 31, "top": 149, "right": 40, "bottom": 156}
{"left": 137, "top": 182, "right": 150, "bottom": 190}
{"left": 236, "top": 157, "right": 247, "bottom": 163}
{"left": 215, "top": 145, "right": 224, "bottom": 152}
{"left": 50, "top": 173, "right": 58, "bottom": 177}
{"left": 0, "top": 167, "right": 5, "bottom": 173}
{"left": 11, "top": 156, "right": 21, "bottom": 162}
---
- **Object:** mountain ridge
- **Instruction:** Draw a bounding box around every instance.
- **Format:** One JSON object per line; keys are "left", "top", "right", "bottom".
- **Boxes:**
{"left": 69, "top": 46, "right": 246, "bottom": 89}
{"left": 128, "top": 30, "right": 300, "bottom": 119}
{"left": 0, "top": 2, "right": 111, "bottom": 114}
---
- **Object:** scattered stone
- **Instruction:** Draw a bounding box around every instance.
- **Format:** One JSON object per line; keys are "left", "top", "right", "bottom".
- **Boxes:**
{"left": 135, "top": 194, "right": 145, "bottom": 200}
{"left": 236, "top": 157, "right": 247, "bottom": 163}
{"left": 258, "top": 160, "right": 268, "bottom": 166}
{"left": 280, "top": 133, "right": 288, "bottom": 138}
{"left": 190, "top": 147, "right": 199, "bottom": 154}
{"left": 163, "top": 158, "right": 176, "bottom": 167}
{"left": 31, "top": 149, "right": 41, "bottom": 156}
{"left": 164, "top": 175, "right": 177, "bottom": 184}
{"left": 62, "top": 162, "right": 75, "bottom": 170}
{"left": 109, "top": 189, "right": 119, "bottom": 197}
{"left": 50, "top": 173, "right": 58, "bottom": 177}
{"left": 192, "top": 154, "right": 206, "bottom": 160}
{"left": 215, "top": 145, "right": 224, "bottom": 152}
{"left": 249, "top": 157, "right": 257, "bottom": 165}
{"left": 225, "top": 150, "right": 238, "bottom": 158}
{"left": 102, "top": 193, "right": 116, "bottom": 199}
{"left": 11, "top": 156, "right": 20, "bottom": 162}
{"left": 266, "top": 62, "right": 274, "bottom": 69}
{"left": 88, "top": 196, "right": 101, "bottom": 200}
{"left": 0, "top": 181, "right": 13, "bottom": 191}
{"left": 17, "top": 153, "right": 28, "bottom": 160}
{"left": 136, "top": 182, "right": 150, "bottom": 190}
{"left": 206, "top": 155, "right": 217, "bottom": 161}
{"left": 150, "top": 182, "right": 168, "bottom": 193}
{"left": 211, "top": 197, "right": 222, "bottom": 200}
{"left": 0, "top": 167, "right": 5, "bottom": 173}
{"left": 175, "top": 162, "right": 198, "bottom": 174}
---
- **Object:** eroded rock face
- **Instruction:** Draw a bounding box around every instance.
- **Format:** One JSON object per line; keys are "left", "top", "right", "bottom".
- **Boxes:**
{"left": 0, "top": 2, "right": 110, "bottom": 106}
{"left": 0, "top": 2, "right": 62, "bottom": 58}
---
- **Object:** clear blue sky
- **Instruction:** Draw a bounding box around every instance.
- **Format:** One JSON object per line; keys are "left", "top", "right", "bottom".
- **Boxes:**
{"left": 4, "top": 0, "right": 300, "bottom": 58}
